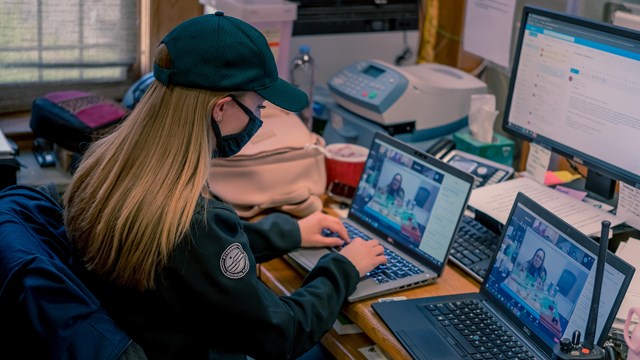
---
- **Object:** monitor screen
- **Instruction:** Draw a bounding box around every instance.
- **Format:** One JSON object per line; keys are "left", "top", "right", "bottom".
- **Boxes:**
{"left": 502, "top": 6, "right": 640, "bottom": 196}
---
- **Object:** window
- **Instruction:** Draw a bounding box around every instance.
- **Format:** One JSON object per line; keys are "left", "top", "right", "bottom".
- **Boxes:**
{"left": 0, "top": 0, "right": 139, "bottom": 114}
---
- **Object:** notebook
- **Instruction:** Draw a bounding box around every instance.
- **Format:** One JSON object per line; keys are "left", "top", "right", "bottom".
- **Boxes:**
{"left": 287, "top": 132, "right": 475, "bottom": 302}
{"left": 372, "top": 192, "right": 635, "bottom": 360}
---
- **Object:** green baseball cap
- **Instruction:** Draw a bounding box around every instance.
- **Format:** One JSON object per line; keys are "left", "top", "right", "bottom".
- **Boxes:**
{"left": 154, "top": 12, "right": 308, "bottom": 112}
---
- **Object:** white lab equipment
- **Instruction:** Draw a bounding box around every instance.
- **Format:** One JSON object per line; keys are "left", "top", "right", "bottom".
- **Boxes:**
{"left": 324, "top": 59, "right": 487, "bottom": 149}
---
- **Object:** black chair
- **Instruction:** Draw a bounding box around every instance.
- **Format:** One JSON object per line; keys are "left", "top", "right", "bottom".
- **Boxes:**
{"left": 414, "top": 186, "right": 431, "bottom": 208}
{"left": 557, "top": 269, "right": 578, "bottom": 298}
{"left": 0, "top": 185, "right": 145, "bottom": 360}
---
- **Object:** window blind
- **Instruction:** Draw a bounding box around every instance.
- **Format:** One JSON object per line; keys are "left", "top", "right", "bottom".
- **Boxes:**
{"left": 0, "top": 0, "right": 138, "bottom": 113}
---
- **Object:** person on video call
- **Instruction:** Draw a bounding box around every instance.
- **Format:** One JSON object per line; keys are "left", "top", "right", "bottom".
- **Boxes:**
{"left": 518, "top": 248, "right": 548, "bottom": 289}
{"left": 385, "top": 173, "right": 406, "bottom": 205}
{"left": 63, "top": 12, "right": 387, "bottom": 360}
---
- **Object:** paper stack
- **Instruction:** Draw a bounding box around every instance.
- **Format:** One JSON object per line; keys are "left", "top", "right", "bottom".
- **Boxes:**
{"left": 0, "top": 128, "right": 15, "bottom": 158}
{"left": 468, "top": 177, "right": 623, "bottom": 237}
{"left": 612, "top": 238, "right": 640, "bottom": 332}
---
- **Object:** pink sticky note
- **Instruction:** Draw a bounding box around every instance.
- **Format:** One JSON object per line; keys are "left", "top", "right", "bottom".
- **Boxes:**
{"left": 544, "top": 171, "right": 564, "bottom": 186}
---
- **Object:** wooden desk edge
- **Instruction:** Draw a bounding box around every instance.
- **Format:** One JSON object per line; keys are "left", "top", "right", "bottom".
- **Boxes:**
{"left": 259, "top": 257, "right": 480, "bottom": 360}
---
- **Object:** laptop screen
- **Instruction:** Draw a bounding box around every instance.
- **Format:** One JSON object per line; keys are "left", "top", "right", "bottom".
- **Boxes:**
{"left": 482, "top": 194, "right": 630, "bottom": 351}
{"left": 349, "top": 133, "right": 473, "bottom": 270}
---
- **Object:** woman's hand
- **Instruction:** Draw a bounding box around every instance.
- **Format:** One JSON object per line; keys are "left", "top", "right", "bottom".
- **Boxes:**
{"left": 297, "top": 211, "right": 349, "bottom": 248}
{"left": 339, "top": 238, "right": 387, "bottom": 277}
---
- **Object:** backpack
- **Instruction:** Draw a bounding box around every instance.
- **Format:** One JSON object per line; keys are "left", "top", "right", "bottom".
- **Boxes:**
{"left": 208, "top": 105, "right": 327, "bottom": 218}
{"left": 30, "top": 91, "right": 128, "bottom": 154}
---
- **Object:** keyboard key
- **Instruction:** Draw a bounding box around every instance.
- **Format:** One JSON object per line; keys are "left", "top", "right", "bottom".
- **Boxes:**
{"left": 423, "top": 300, "right": 536, "bottom": 359}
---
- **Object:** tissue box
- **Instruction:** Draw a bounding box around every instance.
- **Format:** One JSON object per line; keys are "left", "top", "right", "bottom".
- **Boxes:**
{"left": 453, "top": 129, "right": 515, "bottom": 166}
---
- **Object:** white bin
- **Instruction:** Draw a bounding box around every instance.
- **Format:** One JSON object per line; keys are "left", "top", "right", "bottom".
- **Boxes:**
{"left": 201, "top": 0, "right": 298, "bottom": 81}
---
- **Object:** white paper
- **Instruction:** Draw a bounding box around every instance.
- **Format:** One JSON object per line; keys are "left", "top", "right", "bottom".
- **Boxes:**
{"left": 612, "top": 10, "right": 640, "bottom": 31}
{"left": 0, "top": 128, "right": 14, "bottom": 155}
{"left": 617, "top": 182, "right": 640, "bottom": 231}
{"left": 615, "top": 238, "right": 640, "bottom": 321}
{"left": 525, "top": 143, "right": 551, "bottom": 185}
{"left": 582, "top": 197, "right": 615, "bottom": 213}
{"left": 468, "top": 177, "right": 623, "bottom": 236}
{"left": 358, "top": 345, "right": 391, "bottom": 360}
{"left": 462, "top": 0, "right": 517, "bottom": 68}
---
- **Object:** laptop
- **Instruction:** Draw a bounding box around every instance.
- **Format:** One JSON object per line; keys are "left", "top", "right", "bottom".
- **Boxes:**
{"left": 372, "top": 192, "right": 635, "bottom": 360}
{"left": 287, "top": 132, "right": 475, "bottom": 302}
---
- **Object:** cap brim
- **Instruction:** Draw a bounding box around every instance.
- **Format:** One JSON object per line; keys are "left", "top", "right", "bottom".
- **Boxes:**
{"left": 255, "top": 78, "right": 309, "bottom": 112}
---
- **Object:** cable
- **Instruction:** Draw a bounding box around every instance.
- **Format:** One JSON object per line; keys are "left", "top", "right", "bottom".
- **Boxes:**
{"left": 603, "top": 341, "right": 617, "bottom": 360}
{"left": 433, "top": 36, "right": 450, "bottom": 57}
{"left": 431, "top": 26, "right": 461, "bottom": 58}
{"left": 469, "top": 59, "right": 489, "bottom": 78}
{"left": 395, "top": 29, "right": 414, "bottom": 66}
{"left": 565, "top": 158, "right": 588, "bottom": 178}
{"left": 436, "top": 27, "right": 461, "bottom": 42}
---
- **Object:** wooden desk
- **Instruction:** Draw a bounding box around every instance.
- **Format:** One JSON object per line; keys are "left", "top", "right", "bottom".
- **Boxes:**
{"left": 259, "top": 257, "right": 480, "bottom": 359}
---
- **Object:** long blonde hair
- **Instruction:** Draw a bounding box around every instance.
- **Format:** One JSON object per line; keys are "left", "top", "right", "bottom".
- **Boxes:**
{"left": 64, "top": 78, "right": 227, "bottom": 291}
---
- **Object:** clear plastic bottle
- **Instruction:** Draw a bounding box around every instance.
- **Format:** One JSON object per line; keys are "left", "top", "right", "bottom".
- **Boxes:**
{"left": 290, "top": 45, "right": 315, "bottom": 130}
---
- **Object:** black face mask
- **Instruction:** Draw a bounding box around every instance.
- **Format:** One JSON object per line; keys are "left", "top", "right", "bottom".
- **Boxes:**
{"left": 211, "top": 97, "right": 263, "bottom": 158}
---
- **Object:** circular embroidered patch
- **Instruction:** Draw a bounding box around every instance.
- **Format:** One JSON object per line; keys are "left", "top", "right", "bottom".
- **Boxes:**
{"left": 220, "top": 243, "right": 249, "bottom": 279}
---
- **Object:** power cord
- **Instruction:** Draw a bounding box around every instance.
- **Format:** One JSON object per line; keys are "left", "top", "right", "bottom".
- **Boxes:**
{"left": 603, "top": 340, "right": 617, "bottom": 360}
{"left": 469, "top": 59, "right": 489, "bottom": 78}
{"left": 565, "top": 158, "right": 588, "bottom": 178}
{"left": 395, "top": 29, "right": 414, "bottom": 66}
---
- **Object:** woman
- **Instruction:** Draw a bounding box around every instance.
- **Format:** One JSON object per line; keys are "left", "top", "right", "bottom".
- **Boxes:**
{"left": 63, "top": 13, "right": 386, "bottom": 360}
{"left": 385, "top": 173, "right": 406, "bottom": 205}
{"left": 522, "top": 248, "right": 548, "bottom": 288}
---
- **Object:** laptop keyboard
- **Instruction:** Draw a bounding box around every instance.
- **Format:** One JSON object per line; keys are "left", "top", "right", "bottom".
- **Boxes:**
{"left": 323, "top": 222, "right": 424, "bottom": 284}
{"left": 449, "top": 216, "right": 500, "bottom": 281}
{"left": 423, "top": 299, "right": 536, "bottom": 359}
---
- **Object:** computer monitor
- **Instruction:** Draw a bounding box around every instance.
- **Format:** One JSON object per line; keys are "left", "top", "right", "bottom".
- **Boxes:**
{"left": 502, "top": 5, "right": 640, "bottom": 199}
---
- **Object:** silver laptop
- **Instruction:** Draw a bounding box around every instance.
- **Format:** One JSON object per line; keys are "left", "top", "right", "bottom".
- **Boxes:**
{"left": 372, "top": 192, "right": 635, "bottom": 359}
{"left": 287, "top": 132, "right": 474, "bottom": 302}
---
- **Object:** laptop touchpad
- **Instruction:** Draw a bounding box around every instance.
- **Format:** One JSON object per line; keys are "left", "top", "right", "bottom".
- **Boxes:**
{"left": 397, "top": 328, "right": 461, "bottom": 360}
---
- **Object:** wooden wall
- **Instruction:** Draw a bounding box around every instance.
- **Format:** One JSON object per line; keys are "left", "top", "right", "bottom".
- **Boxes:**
{"left": 143, "top": 0, "right": 205, "bottom": 73}
{"left": 417, "top": 0, "right": 483, "bottom": 72}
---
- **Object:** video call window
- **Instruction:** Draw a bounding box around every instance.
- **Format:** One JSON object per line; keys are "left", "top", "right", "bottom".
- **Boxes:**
{"left": 353, "top": 142, "right": 442, "bottom": 247}
{"left": 487, "top": 205, "right": 594, "bottom": 345}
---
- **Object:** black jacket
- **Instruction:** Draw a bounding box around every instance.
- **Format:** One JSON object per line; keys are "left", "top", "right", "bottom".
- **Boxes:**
{"left": 0, "top": 185, "right": 131, "bottom": 360}
{"left": 90, "top": 197, "right": 360, "bottom": 360}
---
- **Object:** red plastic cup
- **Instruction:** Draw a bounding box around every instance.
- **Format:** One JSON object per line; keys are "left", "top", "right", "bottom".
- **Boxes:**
{"left": 325, "top": 143, "right": 369, "bottom": 189}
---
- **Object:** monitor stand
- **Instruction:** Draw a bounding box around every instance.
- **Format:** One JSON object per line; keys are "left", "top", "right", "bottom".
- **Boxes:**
{"left": 584, "top": 170, "right": 616, "bottom": 200}
{"left": 560, "top": 172, "right": 618, "bottom": 209}
{"left": 559, "top": 174, "right": 631, "bottom": 249}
